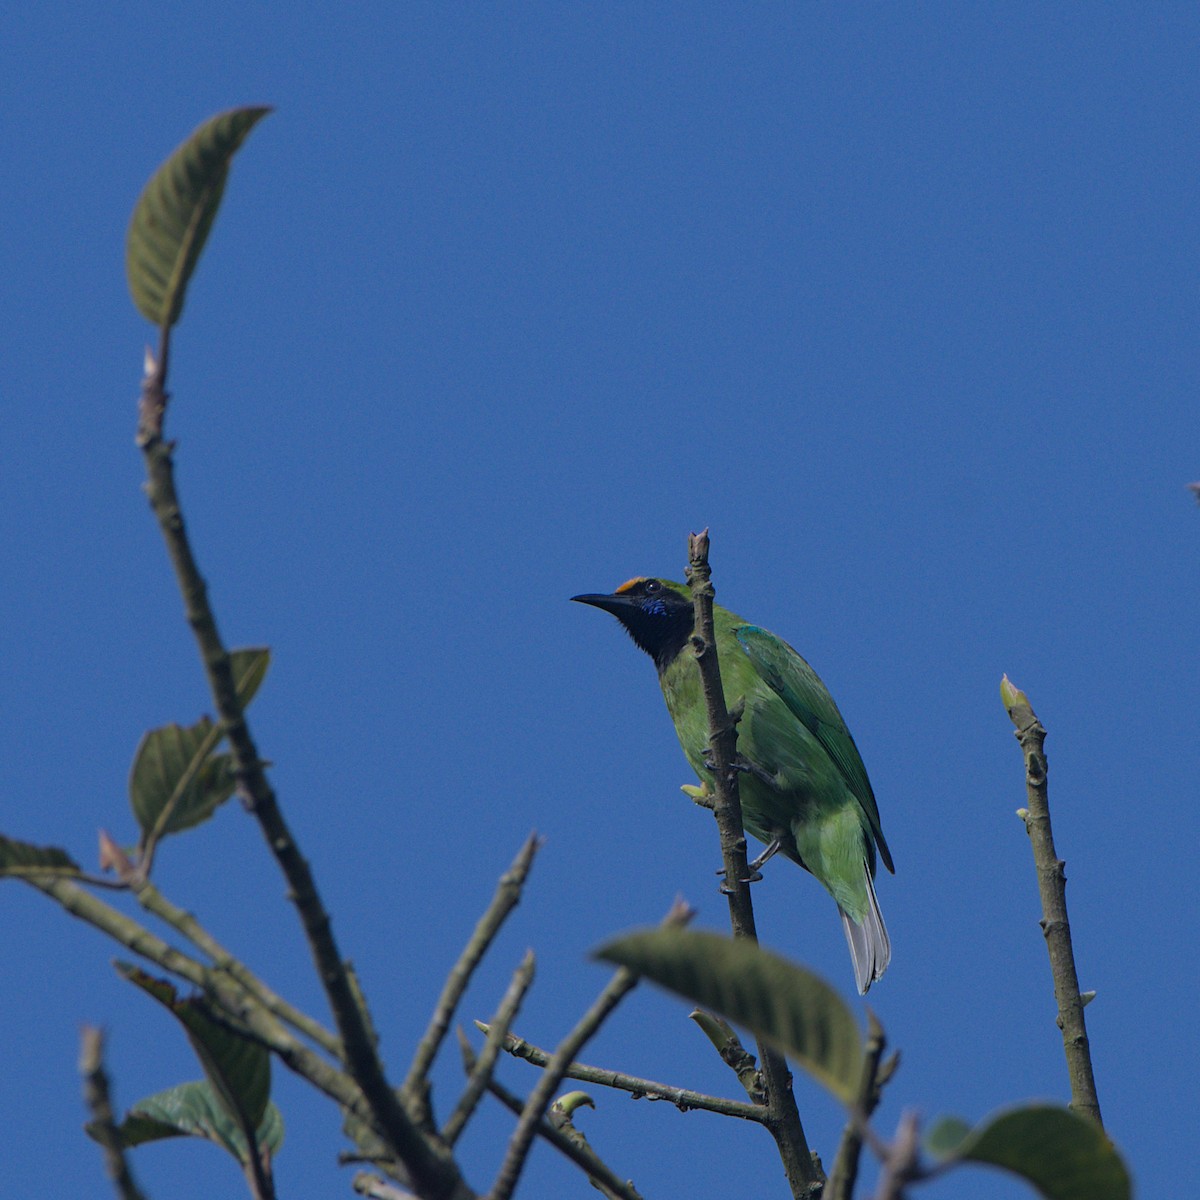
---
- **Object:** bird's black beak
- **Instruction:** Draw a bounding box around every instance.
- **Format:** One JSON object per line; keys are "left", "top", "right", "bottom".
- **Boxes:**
{"left": 570, "top": 592, "right": 638, "bottom": 617}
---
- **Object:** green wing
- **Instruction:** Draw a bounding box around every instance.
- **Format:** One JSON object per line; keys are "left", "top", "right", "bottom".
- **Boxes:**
{"left": 735, "top": 625, "right": 894, "bottom": 873}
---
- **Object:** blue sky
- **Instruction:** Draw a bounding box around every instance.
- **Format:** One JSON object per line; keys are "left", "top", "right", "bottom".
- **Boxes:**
{"left": 2, "top": 5, "right": 1195, "bottom": 1198}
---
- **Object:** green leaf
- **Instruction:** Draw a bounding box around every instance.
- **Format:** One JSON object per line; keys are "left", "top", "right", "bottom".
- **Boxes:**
{"left": 128, "top": 719, "right": 237, "bottom": 838}
{"left": 595, "top": 927, "right": 863, "bottom": 1102}
{"left": 926, "top": 1105, "right": 1131, "bottom": 1200}
{"left": 924, "top": 1115, "right": 972, "bottom": 1158}
{"left": 126, "top": 106, "right": 272, "bottom": 326}
{"left": 91, "top": 1080, "right": 283, "bottom": 1163}
{"left": 229, "top": 646, "right": 271, "bottom": 707}
{"left": 129, "top": 647, "right": 271, "bottom": 840}
{"left": 0, "top": 835, "right": 81, "bottom": 879}
{"left": 116, "top": 964, "right": 272, "bottom": 1144}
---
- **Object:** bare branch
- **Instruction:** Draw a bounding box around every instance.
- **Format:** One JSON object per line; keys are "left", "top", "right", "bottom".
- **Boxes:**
{"left": 133, "top": 877, "right": 341, "bottom": 1056}
{"left": 689, "top": 1010, "right": 765, "bottom": 1103}
{"left": 480, "top": 1021, "right": 766, "bottom": 1122}
{"left": 79, "top": 1026, "right": 150, "bottom": 1200}
{"left": 685, "top": 531, "right": 823, "bottom": 1197}
{"left": 488, "top": 965, "right": 639, "bottom": 1200}
{"left": 28, "top": 876, "right": 377, "bottom": 1128}
{"left": 827, "top": 1011, "right": 895, "bottom": 1200}
{"left": 871, "top": 1110, "right": 922, "bottom": 1200}
{"left": 405, "top": 834, "right": 541, "bottom": 1119}
{"left": 485, "top": 901, "right": 693, "bottom": 1200}
{"left": 1001, "top": 676, "right": 1103, "bottom": 1125}
{"left": 459, "top": 1032, "right": 645, "bottom": 1200}
{"left": 353, "top": 1173, "right": 417, "bottom": 1200}
{"left": 443, "top": 951, "right": 536, "bottom": 1145}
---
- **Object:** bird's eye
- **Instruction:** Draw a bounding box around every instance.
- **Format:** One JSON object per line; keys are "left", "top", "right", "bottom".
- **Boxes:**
{"left": 644, "top": 580, "right": 661, "bottom": 594}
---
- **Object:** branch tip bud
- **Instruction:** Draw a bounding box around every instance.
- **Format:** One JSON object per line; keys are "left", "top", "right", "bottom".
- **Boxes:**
{"left": 999, "top": 674, "right": 1028, "bottom": 708}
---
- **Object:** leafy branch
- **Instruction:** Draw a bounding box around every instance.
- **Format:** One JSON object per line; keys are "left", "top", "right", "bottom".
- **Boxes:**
{"left": 0, "top": 107, "right": 1134, "bottom": 1200}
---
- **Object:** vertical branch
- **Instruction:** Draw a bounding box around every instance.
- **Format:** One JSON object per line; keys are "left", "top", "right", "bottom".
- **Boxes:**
{"left": 80, "top": 1026, "right": 149, "bottom": 1200}
{"left": 405, "top": 834, "right": 541, "bottom": 1116}
{"left": 826, "top": 1012, "right": 894, "bottom": 1200}
{"left": 1001, "top": 676, "right": 1103, "bottom": 1125}
{"left": 442, "top": 950, "right": 536, "bottom": 1146}
{"left": 686, "top": 531, "right": 823, "bottom": 1198}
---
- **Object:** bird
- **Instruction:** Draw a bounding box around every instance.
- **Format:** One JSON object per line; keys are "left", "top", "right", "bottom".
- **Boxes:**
{"left": 571, "top": 576, "right": 894, "bottom": 993}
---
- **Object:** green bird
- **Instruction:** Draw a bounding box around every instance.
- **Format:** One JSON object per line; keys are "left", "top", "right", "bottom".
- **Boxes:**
{"left": 572, "top": 577, "right": 894, "bottom": 993}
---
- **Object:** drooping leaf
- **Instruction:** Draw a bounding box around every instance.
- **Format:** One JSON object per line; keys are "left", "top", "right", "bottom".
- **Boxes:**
{"left": 0, "top": 835, "right": 81, "bottom": 878}
{"left": 128, "top": 719, "right": 237, "bottom": 838}
{"left": 90, "top": 1080, "right": 283, "bottom": 1163}
{"left": 126, "top": 106, "right": 272, "bottom": 327}
{"left": 116, "top": 964, "right": 271, "bottom": 1140}
{"left": 595, "top": 927, "right": 863, "bottom": 1102}
{"left": 925, "top": 1105, "right": 1130, "bottom": 1200}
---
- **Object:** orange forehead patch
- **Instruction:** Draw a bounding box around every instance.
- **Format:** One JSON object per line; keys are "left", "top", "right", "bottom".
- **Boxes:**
{"left": 615, "top": 576, "right": 647, "bottom": 594}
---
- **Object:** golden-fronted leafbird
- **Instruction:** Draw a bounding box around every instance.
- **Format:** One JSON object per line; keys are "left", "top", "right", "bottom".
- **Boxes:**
{"left": 572, "top": 577, "right": 894, "bottom": 993}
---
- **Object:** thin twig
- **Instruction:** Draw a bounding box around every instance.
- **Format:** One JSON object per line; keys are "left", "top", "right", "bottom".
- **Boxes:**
{"left": 443, "top": 951, "right": 536, "bottom": 1145}
{"left": 1001, "top": 676, "right": 1103, "bottom": 1125}
{"left": 79, "top": 1026, "right": 149, "bottom": 1200}
{"left": 546, "top": 1094, "right": 632, "bottom": 1200}
{"left": 134, "top": 877, "right": 341, "bottom": 1056}
{"left": 26, "top": 853, "right": 409, "bottom": 1169}
{"left": 484, "top": 897, "right": 701, "bottom": 1200}
{"left": 236, "top": 1105, "right": 275, "bottom": 1200}
{"left": 871, "top": 1110, "right": 921, "bottom": 1200}
{"left": 136, "top": 354, "right": 465, "bottom": 1198}
{"left": 488, "top": 966, "right": 639, "bottom": 1200}
{"left": 689, "top": 1010, "right": 766, "bottom": 1103}
{"left": 460, "top": 1033, "right": 644, "bottom": 1200}
{"left": 827, "top": 1011, "right": 894, "bottom": 1200}
{"left": 405, "top": 833, "right": 540, "bottom": 1119}
{"left": 479, "top": 1022, "right": 766, "bottom": 1121}
{"left": 352, "top": 1173, "right": 417, "bottom": 1200}
{"left": 32, "top": 875, "right": 210, "bottom": 986}
{"left": 686, "top": 531, "right": 823, "bottom": 1198}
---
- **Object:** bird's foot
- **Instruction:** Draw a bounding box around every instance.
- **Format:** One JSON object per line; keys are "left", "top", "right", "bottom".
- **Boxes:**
{"left": 717, "top": 869, "right": 763, "bottom": 894}
{"left": 715, "top": 860, "right": 768, "bottom": 888}
{"left": 716, "top": 835, "right": 783, "bottom": 891}
{"left": 702, "top": 752, "right": 780, "bottom": 790}
{"left": 747, "top": 836, "right": 784, "bottom": 873}
{"left": 740, "top": 757, "right": 781, "bottom": 788}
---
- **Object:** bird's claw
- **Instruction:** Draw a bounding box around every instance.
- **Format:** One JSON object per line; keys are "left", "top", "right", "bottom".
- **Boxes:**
{"left": 702, "top": 752, "right": 779, "bottom": 790}
{"left": 715, "top": 865, "right": 765, "bottom": 887}
{"left": 747, "top": 836, "right": 784, "bottom": 873}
